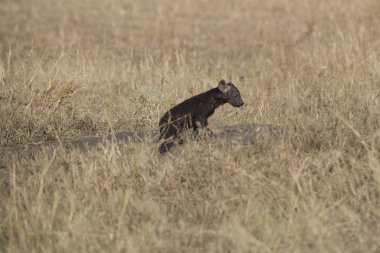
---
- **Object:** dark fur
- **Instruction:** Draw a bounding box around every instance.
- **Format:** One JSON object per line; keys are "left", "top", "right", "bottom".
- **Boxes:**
{"left": 158, "top": 80, "right": 244, "bottom": 154}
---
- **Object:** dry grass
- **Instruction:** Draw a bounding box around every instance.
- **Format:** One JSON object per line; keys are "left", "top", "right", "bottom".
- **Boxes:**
{"left": 1, "top": 0, "right": 380, "bottom": 252}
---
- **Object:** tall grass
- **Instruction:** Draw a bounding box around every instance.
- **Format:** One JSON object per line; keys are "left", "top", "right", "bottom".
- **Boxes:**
{"left": 0, "top": 0, "right": 379, "bottom": 252}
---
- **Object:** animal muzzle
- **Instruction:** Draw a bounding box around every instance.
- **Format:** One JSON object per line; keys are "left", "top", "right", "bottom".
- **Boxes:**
{"left": 234, "top": 101, "right": 244, "bottom": 107}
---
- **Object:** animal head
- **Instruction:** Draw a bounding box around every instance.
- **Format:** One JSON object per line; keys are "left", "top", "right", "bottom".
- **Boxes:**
{"left": 217, "top": 79, "right": 244, "bottom": 107}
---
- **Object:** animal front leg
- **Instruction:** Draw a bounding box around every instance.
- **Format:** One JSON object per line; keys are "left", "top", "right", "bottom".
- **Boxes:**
{"left": 192, "top": 120, "right": 202, "bottom": 139}
{"left": 193, "top": 118, "right": 217, "bottom": 139}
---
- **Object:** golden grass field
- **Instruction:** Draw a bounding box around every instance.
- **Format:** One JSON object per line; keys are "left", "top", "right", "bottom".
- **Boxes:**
{"left": 1, "top": 0, "right": 380, "bottom": 252}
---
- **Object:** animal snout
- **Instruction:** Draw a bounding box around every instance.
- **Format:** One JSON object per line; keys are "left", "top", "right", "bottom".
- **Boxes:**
{"left": 232, "top": 100, "right": 244, "bottom": 107}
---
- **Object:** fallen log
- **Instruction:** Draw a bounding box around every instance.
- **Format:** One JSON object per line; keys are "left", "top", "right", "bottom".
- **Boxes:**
{"left": 70, "top": 123, "right": 286, "bottom": 149}
{"left": 0, "top": 123, "right": 286, "bottom": 166}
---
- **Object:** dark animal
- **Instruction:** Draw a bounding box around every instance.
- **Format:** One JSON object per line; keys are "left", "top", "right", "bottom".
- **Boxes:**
{"left": 158, "top": 79, "right": 244, "bottom": 154}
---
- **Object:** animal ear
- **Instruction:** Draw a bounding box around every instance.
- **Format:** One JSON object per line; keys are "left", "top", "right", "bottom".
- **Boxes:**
{"left": 218, "top": 79, "right": 230, "bottom": 93}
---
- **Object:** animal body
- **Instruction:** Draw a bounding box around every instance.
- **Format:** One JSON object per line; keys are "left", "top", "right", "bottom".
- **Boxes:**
{"left": 158, "top": 79, "right": 244, "bottom": 154}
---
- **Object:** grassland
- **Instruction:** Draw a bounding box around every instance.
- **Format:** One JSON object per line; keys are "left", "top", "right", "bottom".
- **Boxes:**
{"left": 1, "top": 0, "right": 380, "bottom": 252}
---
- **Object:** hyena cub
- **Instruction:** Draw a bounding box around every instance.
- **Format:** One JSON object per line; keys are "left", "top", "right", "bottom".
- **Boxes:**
{"left": 158, "top": 79, "right": 244, "bottom": 154}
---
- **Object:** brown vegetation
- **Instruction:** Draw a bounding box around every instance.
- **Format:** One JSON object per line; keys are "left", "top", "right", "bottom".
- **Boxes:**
{"left": 0, "top": 0, "right": 379, "bottom": 252}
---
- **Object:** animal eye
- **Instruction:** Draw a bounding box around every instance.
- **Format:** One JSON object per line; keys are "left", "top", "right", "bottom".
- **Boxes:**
{"left": 233, "top": 93, "right": 238, "bottom": 97}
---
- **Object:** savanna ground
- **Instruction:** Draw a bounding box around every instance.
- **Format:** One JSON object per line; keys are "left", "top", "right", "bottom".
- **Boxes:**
{"left": 1, "top": 0, "right": 380, "bottom": 252}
